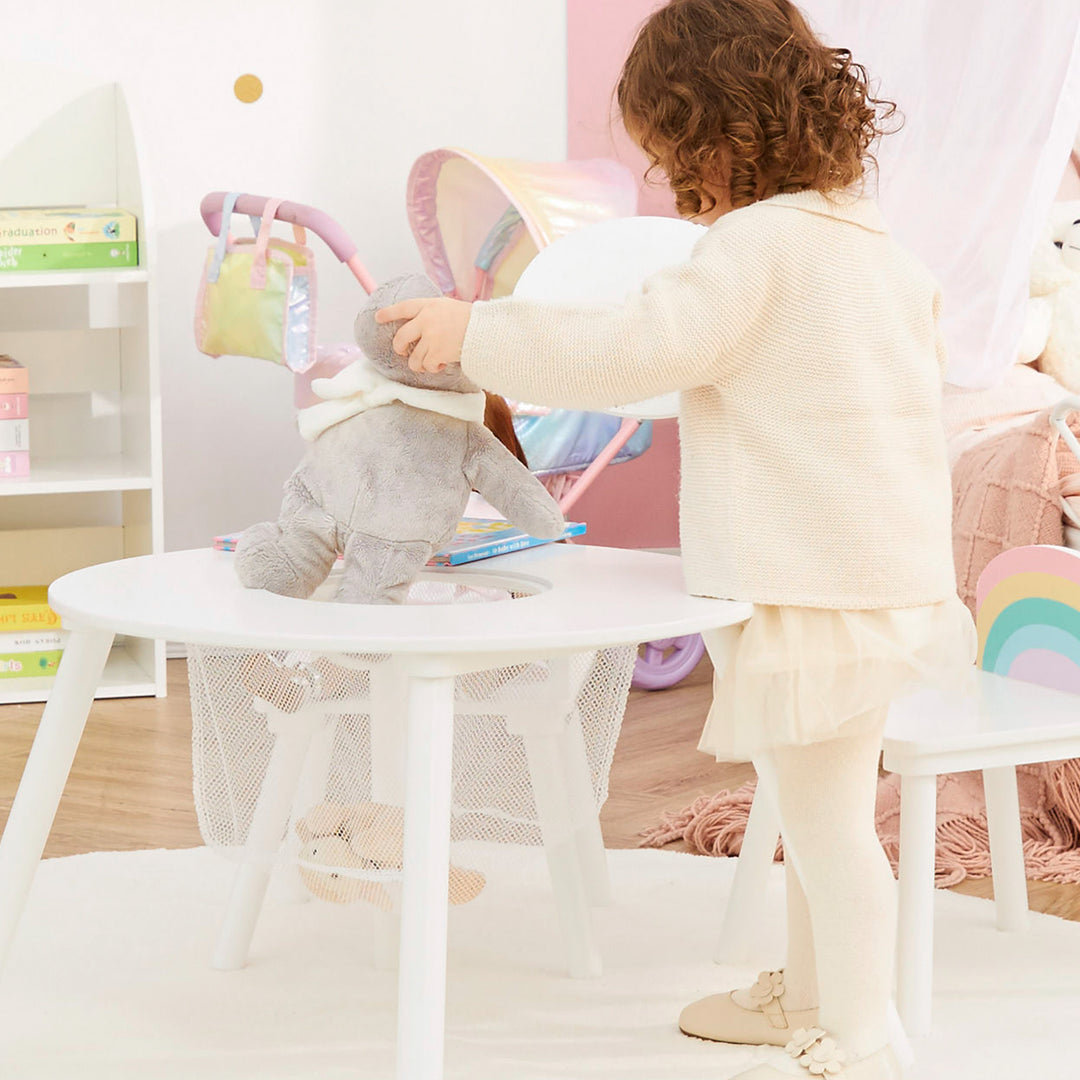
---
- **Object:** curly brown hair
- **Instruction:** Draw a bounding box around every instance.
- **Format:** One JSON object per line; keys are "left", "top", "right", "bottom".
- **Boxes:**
{"left": 616, "top": 0, "right": 898, "bottom": 216}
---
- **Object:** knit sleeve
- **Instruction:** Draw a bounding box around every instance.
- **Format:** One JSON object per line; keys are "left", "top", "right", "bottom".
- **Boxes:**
{"left": 459, "top": 217, "right": 773, "bottom": 410}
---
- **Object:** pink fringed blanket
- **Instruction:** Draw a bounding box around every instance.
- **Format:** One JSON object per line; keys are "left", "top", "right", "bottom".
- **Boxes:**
{"left": 951, "top": 399, "right": 1080, "bottom": 615}
{"left": 641, "top": 763, "right": 1080, "bottom": 886}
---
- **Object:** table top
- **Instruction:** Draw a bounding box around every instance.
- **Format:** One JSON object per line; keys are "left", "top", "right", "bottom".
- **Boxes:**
{"left": 49, "top": 546, "right": 751, "bottom": 657}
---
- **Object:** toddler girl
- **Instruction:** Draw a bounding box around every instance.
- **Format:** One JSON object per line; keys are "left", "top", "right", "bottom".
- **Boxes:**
{"left": 379, "top": 1, "right": 976, "bottom": 1077}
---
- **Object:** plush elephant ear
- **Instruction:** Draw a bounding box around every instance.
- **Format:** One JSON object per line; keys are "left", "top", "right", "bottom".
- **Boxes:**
{"left": 483, "top": 393, "right": 528, "bottom": 465}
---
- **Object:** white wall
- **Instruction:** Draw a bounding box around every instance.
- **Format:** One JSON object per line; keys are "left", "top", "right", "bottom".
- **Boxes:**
{"left": 3, "top": 0, "right": 568, "bottom": 550}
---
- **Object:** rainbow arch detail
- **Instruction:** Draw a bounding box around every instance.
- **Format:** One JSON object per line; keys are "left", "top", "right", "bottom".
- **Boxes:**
{"left": 976, "top": 545, "right": 1080, "bottom": 694}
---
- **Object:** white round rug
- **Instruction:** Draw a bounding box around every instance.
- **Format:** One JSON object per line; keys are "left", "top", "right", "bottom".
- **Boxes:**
{"left": 0, "top": 846, "right": 1075, "bottom": 1079}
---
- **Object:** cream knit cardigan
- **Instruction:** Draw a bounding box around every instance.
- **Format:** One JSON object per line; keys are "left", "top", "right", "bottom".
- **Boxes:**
{"left": 460, "top": 190, "right": 956, "bottom": 609}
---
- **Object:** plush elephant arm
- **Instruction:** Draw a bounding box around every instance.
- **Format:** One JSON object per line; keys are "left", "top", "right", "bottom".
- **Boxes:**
{"left": 464, "top": 424, "right": 566, "bottom": 539}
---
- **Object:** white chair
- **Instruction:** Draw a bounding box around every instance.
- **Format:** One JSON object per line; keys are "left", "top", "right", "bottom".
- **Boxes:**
{"left": 718, "top": 544, "right": 1080, "bottom": 1038}
{"left": 883, "top": 671, "right": 1080, "bottom": 1035}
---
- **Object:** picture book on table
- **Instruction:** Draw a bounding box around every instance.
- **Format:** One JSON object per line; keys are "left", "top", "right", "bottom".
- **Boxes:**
{"left": 213, "top": 518, "right": 586, "bottom": 566}
{"left": 427, "top": 518, "right": 586, "bottom": 565}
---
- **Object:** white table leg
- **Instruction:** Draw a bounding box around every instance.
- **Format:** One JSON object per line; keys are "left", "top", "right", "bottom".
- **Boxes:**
{"left": 212, "top": 710, "right": 319, "bottom": 971}
{"left": 558, "top": 711, "right": 611, "bottom": 907}
{"left": 896, "top": 773, "right": 937, "bottom": 1038}
{"left": 546, "top": 656, "right": 609, "bottom": 908}
{"left": 0, "top": 629, "right": 113, "bottom": 972}
{"left": 523, "top": 729, "right": 602, "bottom": 978}
{"left": 371, "top": 659, "right": 408, "bottom": 972}
{"left": 983, "top": 766, "right": 1029, "bottom": 933}
{"left": 715, "top": 780, "right": 781, "bottom": 965}
{"left": 278, "top": 717, "right": 338, "bottom": 906}
{"left": 397, "top": 675, "right": 456, "bottom": 1080}
{"left": 370, "top": 659, "right": 408, "bottom": 805}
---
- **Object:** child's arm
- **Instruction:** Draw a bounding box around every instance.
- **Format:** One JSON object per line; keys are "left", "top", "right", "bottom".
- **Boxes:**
{"left": 381, "top": 219, "right": 771, "bottom": 410}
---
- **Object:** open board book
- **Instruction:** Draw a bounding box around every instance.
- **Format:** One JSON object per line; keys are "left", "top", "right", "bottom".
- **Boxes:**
{"left": 213, "top": 518, "right": 586, "bottom": 566}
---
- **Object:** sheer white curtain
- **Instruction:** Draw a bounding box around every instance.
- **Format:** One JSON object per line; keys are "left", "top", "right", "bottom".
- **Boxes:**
{"left": 803, "top": 0, "right": 1080, "bottom": 387}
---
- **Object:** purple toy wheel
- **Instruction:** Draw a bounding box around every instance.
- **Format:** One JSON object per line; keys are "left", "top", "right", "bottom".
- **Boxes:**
{"left": 631, "top": 634, "right": 706, "bottom": 690}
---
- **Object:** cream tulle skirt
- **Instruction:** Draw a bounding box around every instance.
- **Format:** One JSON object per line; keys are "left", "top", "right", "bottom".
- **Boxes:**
{"left": 699, "top": 596, "right": 978, "bottom": 762}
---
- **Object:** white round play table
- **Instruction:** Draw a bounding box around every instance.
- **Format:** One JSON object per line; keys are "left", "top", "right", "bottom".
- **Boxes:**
{"left": 0, "top": 544, "right": 750, "bottom": 1080}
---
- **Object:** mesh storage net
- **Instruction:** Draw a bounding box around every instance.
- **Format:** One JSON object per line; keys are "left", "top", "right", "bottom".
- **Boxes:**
{"left": 185, "top": 576, "right": 635, "bottom": 910}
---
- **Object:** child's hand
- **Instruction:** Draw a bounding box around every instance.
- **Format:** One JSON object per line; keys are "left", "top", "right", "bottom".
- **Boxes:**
{"left": 375, "top": 297, "right": 472, "bottom": 373}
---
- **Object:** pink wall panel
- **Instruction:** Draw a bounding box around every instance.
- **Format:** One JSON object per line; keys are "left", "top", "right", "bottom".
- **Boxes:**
{"left": 567, "top": 0, "right": 682, "bottom": 549}
{"left": 567, "top": 0, "right": 674, "bottom": 216}
{"left": 569, "top": 418, "right": 681, "bottom": 548}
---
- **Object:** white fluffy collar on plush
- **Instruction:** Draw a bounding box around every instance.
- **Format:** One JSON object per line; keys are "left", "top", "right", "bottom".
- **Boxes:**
{"left": 297, "top": 357, "right": 486, "bottom": 442}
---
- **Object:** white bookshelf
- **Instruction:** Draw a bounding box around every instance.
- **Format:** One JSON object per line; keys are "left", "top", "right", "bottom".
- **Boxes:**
{"left": 0, "top": 457, "right": 154, "bottom": 497}
{"left": 0, "top": 79, "right": 165, "bottom": 702}
{"left": 0, "top": 269, "right": 149, "bottom": 290}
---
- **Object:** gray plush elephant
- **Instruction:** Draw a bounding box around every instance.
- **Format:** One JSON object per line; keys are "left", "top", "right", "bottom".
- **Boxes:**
{"left": 235, "top": 274, "right": 565, "bottom": 604}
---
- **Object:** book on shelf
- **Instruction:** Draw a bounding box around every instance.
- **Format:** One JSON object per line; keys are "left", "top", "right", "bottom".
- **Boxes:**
{"left": 0, "top": 586, "right": 61, "bottom": 631}
{"left": 0, "top": 627, "right": 65, "bottom": 680}
{"left": 0, "top": 451, "right": 28, "bottom": 477}
{"left": 0, "top": 356, "right": 27, "bottom": 395}
{"left": 0, "top": 393, "right": 27, "bottom": 419}
{"left": 0, "top": 630, "right": 64, "bottom": 652}
{"left": 0, "top": 207, "right": 138, "bottom": 272}
{"left": 213, "top": 518, "right": 586, "bottom": 566}
{"left": 0, "top": 650, "right": 63, "bottom": 679}
{"left": 0, "top": 358, "right": 29, "bottom": 476}
{"left": 0, "top": 418, "right": 28, "bottom": 452}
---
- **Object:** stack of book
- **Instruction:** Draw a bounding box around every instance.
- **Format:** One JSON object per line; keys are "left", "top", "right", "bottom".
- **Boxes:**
{"left": 0, "top": 586, "right": 63, "bottom": 679}
{"left": 213, "top": 518, "right": 587, "bottom": 566}
{"left": 0, "top": 207, "right": 139, "bottom": 273}
{"left": 0, "top": 356, "right": 28, "bottom": 477}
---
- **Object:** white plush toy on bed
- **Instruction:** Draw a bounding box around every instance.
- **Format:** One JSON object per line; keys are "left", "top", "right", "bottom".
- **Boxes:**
{"left": 1026, "top": 205, "right": 1080, "bottom": 389}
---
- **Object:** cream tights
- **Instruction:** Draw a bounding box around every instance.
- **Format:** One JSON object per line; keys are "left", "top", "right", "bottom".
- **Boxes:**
{"left": 751, "top": 715, "right": 896, "bottom": 1061}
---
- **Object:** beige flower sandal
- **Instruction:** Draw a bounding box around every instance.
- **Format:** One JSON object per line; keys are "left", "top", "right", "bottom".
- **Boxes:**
{"left": 678, "top": 970, "right": 820, "bottom": 1047}
{"left": 729, "top": 1029, "right": 903, "bottom": 1079}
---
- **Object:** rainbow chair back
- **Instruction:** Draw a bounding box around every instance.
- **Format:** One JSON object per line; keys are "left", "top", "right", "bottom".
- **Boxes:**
{"left": 976, "top": 544, "right": 1080, "bottom": 694}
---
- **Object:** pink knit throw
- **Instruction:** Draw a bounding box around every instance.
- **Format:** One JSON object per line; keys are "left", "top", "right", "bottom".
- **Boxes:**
{"left": 640, "top": 761, "right": 1080, "bottom": 886}
{"left": 952, "top": 410, "right": 1080, "bottom": 616}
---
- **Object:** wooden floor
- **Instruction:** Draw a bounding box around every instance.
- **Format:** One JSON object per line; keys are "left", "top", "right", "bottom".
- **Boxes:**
{"left": 0, "top": 657, "right": 1077, "bottom": 921}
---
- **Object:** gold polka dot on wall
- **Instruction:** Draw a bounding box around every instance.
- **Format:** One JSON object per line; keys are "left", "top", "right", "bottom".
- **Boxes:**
{"left": 234, "top": 74, "right": 263, "bottom": 104}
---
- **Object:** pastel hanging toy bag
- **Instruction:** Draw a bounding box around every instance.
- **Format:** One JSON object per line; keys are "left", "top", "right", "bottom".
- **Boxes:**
{"left": 195, "top": 193, "right": 318, "bottom": 372}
